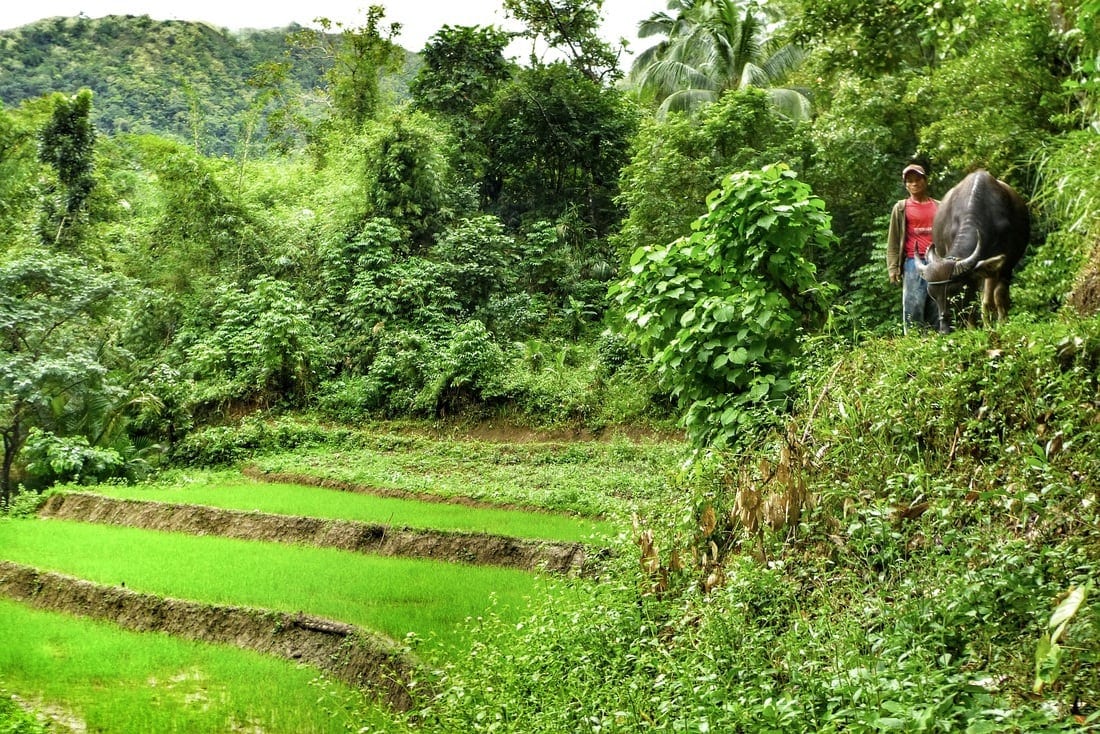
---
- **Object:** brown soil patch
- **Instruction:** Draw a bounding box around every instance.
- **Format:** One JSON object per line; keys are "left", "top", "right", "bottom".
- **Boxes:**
{"left": 1069, "top": 239, "right": 1100, "bottom": 315}
{"left": 40, "top": 492, "right": 596, "bottom": 574}
{"left": 432, "top": 422, "right": 680, "bottom": 443}
{"left": 0, "top": 560, "right": 418, "bottom": 710}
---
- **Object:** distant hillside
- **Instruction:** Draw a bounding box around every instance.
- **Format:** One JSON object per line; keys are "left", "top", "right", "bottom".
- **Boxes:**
{"left": 0, "top": 15, "right": 420, "bottom": 155}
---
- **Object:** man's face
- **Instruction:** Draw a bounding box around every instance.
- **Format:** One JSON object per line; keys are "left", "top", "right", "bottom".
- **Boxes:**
{"left": 904, "top": 173, "right": 928, "bottom": 196}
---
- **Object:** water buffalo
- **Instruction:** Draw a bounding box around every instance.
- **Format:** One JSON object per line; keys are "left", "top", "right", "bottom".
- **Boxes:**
{"left": 917, "top": 170, "right": 1030, "bottom": 332}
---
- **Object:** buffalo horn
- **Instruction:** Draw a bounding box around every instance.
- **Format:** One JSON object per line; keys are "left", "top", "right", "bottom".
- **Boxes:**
{"left": 953, "top": 232, "right": 982, "bottom": 276}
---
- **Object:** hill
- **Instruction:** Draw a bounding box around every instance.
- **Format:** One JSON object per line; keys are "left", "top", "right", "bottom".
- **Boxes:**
{"left": 0, "top": 15, "right": 419, "bottom": 155}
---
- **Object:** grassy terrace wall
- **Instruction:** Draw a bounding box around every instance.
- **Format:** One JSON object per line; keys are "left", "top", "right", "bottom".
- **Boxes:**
{"left": 38, "top": 492, "right": 595, "bottom": 573}
{"left": 0, "top": 560, "right": 418, "bottom": 710}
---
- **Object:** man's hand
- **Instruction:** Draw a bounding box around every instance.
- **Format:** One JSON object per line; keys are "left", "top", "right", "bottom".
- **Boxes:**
{"left": 889, "top": 271, "right": 900, "bottom": 285}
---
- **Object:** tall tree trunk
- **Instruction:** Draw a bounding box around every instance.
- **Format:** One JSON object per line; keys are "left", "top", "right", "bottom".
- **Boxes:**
{"left": 1, "top": 412, "right": 24, "bottom": 508}
{"left": 1, "top": 432, "right": 14, "bottom": 508}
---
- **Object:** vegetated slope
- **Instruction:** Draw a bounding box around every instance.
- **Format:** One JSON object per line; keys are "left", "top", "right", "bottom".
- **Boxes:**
{"left": 407, "top": 315, "right": 1100, "bottom": 732}
{"left": 0, "top": 15, "right": 419, "bottom": 154}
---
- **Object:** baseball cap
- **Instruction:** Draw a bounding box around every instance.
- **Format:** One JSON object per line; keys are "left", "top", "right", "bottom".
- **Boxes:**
{"left": 902, "top": 164, "right": 927, "bottom": 179}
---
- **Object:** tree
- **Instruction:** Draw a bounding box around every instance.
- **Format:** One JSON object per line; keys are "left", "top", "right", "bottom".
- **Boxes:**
{"left": 630, "top": 0, "right": 809, "bottom": 119}
{"left": 788, "top": 0, "right": 939, "bottom": 77}
{"left": 245, "top": 59, "right": 308, "bottom": 157}
{"left": 0, "top": 252, "right": 121, "bottom": 505}
{"left": 909, "top": 4, "right": 1061, "bottom": 177}
{"left": 479, "top": 62, "right": 637, "bottom": 236}
{"left": 613, "top": 164, "right": 835, "bottom": 447}
{"left": 294, "top": 7, "right": 404, "bottom": 127}
{"left": 0, "top": 103, "right": 39, "bottom": 248}
{"left": 409, "top": 25, "right": 515, "bottom": 187}
{"left": 615, "top": 87, "right": 811, "bottom": 258}
{"left": 410, "top": 25, "right": 514, "bottom": 121}
{"left": 36, "top": 89, "right": 96, "bottom": 248}
{"left": 364, "top": 109, "right": 458, "bottom": 250}
{"left": 503, "top": 0, "right": 623, "bottom": 82}
{"left": 135, "top": 135, "right": 266, "bottom": 290}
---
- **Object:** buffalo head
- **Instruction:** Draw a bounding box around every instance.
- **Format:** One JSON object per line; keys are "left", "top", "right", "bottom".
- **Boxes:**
{"left": 917, "top": 245, "right": 1008, "bottom": 333}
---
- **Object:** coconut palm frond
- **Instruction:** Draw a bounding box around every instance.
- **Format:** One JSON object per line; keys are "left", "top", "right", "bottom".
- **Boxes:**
{"left": 658, "top": 87, "right": 720, "bottom": 117}
{"left": 757, "top": 42, "right": 807, "bottom": 83}
{"left": 632, "top": 0, "right": 809, "bottom": 118}
{"left": 767, "top": 87, "right": 813, "bottom": 122}
{"left": 637, "top": 57, "right": 716, "bottom": 100}
{"left": 630, "top": 41, "right": 672, "bottom": 79}
{"left": 638, "top": 13, "right": 676, "bottom": 39}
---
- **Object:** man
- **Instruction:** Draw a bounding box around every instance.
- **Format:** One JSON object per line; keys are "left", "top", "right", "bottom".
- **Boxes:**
{"left": 886, "top": 162, "right": 940, "bottom": 333}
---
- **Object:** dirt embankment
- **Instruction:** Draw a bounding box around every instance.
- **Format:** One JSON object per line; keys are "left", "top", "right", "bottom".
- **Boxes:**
{"left": 0, "top": 560, "right": 418, "bottom": 710}
{"left": 39, "top": 492, "right": 595, "bottom": 574}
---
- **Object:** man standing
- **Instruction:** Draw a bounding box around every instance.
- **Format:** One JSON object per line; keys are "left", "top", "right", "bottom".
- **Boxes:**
{"left": 886, "top": 162, "right": 940, "bottom": 333}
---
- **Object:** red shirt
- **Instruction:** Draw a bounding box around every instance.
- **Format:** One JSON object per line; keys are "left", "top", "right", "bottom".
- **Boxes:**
{"left": 904, "top": 199, "right": 936, "bottom": 259}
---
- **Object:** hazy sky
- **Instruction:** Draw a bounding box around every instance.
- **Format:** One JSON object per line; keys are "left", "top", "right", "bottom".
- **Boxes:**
{"left": 0, "top": 0, "right": 669, "bottom": 58}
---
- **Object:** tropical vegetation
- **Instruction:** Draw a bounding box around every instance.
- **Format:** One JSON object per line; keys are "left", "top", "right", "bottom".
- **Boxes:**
{"left": 3, "top": 0, "right": 1100, "bottom": 730}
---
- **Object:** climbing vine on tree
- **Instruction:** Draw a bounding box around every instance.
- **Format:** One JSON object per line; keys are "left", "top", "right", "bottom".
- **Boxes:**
{"left": 614, "top": 164, "right": 835, "bottom": 448}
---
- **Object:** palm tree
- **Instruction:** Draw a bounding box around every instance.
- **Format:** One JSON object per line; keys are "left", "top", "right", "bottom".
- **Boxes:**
{"left": 631, "top": 0, "right": 701, "bottom": 75}
{"left": 630, "top": 0, "right": 810, "bottom": 120}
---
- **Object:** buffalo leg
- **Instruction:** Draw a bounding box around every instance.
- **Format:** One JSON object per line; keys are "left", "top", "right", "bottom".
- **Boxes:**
{"left": 981, "top": 278, "right": 1010, "bottom": 325}
{"left": 992, "top": 279, "right": 1011, "bottom": 321}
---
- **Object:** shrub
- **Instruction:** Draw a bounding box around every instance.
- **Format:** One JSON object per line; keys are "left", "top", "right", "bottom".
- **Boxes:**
{"left": 168, "top": 415, "right": 330, "bottom": 466}
{"left": 431, "top": 215, "right": 514, "bottom": 314}
{"left": 614, "top": 164, "right": 836, "bottom": 448}
{"left": 428, "top": 320, "right": 508, "bottom": 415}
{"left": 22, "top": 428, "right": 126, "bottom": 486}
{"left": 183, "top": 276, "right": 329, "bottom": 407}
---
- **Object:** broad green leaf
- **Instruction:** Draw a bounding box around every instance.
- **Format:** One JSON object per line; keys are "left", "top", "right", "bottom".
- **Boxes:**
{"left": 1048, "top": 584, "right": 1088, "bottom": 633}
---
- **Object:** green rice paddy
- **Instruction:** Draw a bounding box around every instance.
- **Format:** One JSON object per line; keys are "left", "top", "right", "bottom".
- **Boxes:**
{"left": 0, "top": 435, "right": 676, "bottom": 731}
{"left": 0, "top": 518, "right": 571, "bottom": 653}
{"left": 0, "top": 598, "right": 394, "bottom": 733}
{"left": 84, "top": 471, "right": 619, "bottom": 542}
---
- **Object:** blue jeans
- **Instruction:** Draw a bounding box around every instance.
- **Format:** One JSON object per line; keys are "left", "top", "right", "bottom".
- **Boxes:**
{"left": 902, "top": 256, "right": 939, "bottom": 334}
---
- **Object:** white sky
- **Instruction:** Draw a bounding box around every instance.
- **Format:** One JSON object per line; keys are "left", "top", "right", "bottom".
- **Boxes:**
{"left": 0, "top": 0, "right": 668, "bottom": 58}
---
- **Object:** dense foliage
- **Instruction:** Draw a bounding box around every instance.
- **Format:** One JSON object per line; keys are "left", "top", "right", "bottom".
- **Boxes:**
{"left": 0, "top": 0, "right": 1093, "bottom": 502}
{"left": 616, "top": 163, "right": 834, "bottom": 446}
{"left": 409, "top": 313, "right": 1100, "bottom": 733}
{"left": 3, "top": 0, "right": 1100, "bottom": 728}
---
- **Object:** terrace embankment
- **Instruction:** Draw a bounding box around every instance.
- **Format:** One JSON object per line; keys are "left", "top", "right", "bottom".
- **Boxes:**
{"left": 39, "top": 492, "right": 595, "bottom": 574}
{"left": 0, "top": 560, "right": 418, "bottom": 710}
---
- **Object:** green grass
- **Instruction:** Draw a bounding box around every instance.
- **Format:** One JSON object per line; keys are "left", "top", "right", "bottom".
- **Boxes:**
{"left": 0, "top": 598, "right": 394, "bottom": 733}
{"left": 0, "top": 518, "right": 576, "bottom": 657}
{"left": 248, "top": 434, "right": 688, "bottom": 517}
{"left": 80, "top": 470, "right": 618, "bottom": 543}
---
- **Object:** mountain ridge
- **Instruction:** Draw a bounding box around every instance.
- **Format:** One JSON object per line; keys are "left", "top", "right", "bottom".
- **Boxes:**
{"left": 0, "top": 14, "right": 419, "bottom": 154}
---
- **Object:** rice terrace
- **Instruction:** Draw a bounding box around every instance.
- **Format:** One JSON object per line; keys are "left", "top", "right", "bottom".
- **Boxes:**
{"left": 1, "top": 427, "right": 678, "bottom": 732}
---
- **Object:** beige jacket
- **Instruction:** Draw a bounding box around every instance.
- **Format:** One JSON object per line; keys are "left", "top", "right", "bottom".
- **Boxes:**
{"left": 886, "top": 197, "right": 940, "bottom": 279}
